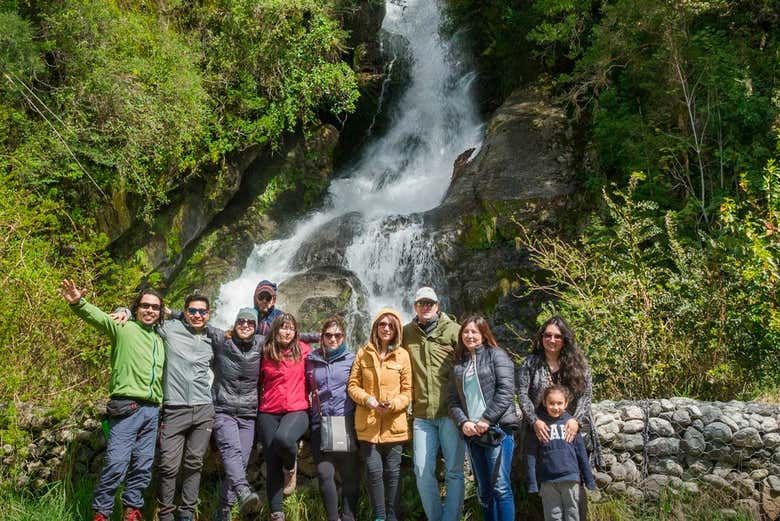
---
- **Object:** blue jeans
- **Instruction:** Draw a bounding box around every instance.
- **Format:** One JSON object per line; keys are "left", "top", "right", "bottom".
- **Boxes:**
{"left": 412, "top": 417, "right": 466, "bottom": 521}
{"left": 467, "top": 427, "right": 515, "bottom": 521}
{"left": 92, "top": 404, "right": 159, "bottom": 516}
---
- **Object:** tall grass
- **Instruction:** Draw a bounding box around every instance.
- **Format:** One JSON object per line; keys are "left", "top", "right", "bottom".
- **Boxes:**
{"left": 0, "top": 478, "right": 760, "bottom": 521}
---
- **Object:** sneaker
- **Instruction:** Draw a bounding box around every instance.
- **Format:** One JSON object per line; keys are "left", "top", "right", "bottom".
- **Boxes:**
{"left": 92, "top": 513, "right": 109, "bottom": 521}
{"left": 123, "top": 507, "right": 144, "bottom": 521}
{"left": 213, "top": 506, "right": 232, "bottom": 521}
{"left": 237, "top": 486, "right": 260, "bottom": 515}
{"left": 270, "top": 512, "right": 285, "bottom": 521}
{"left": 282, "top": 460, "right": 297, "bottom": 496}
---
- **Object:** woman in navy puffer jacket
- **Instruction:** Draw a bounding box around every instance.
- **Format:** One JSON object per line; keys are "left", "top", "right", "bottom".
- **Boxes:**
{"left": 305, "top": 315, "right": 360, "bottom": 521}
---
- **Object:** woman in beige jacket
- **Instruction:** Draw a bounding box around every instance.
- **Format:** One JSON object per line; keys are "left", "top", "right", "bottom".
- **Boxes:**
{"left": 348, "top": 308, "right": 412, "bottom": 521}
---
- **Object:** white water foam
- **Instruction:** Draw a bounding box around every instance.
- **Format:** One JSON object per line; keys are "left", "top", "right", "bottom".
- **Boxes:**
{"left": 213, "top": 0, "right": 483, "bottom": 327}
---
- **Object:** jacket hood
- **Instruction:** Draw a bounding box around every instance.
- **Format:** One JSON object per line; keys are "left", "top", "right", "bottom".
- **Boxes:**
{"left": 370, "top": 307, "right": 404, "bottom": 350}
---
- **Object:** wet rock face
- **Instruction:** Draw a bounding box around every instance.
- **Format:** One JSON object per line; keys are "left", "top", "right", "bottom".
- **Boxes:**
{"left": 290, "top": 212, "right": 365, "bottom": 270}
{"left": 423, "top": 86, "right": 579, "bottom": 346}
{"left": 278, "top": 266, "right": 370, "bottom": 348}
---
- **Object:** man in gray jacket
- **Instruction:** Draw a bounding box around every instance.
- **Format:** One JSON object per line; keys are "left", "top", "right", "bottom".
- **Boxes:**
{"left": 156, "top": 294, "right": 215, "bottom": 521}
{"left": 115, "top": 294, "right": 216, "bottom": 521}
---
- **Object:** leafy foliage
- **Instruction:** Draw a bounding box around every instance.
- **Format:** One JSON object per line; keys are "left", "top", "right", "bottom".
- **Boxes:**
{"left": 0, "top": 0, "right": 359, "bottom": 414}
{"left": 516, "top": 167, "right": 780, "bottom": 399}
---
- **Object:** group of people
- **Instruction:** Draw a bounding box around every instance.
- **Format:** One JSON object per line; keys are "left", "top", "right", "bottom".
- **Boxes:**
{"left": 62, "top": 278, "right": 599, "bottom": 521}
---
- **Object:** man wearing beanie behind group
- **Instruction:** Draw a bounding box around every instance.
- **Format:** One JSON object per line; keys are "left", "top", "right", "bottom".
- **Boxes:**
{"left": 402, "top": 286, "right": 465, "bottom": 521}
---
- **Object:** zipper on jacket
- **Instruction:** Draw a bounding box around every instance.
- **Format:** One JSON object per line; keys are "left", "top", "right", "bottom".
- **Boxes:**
{"left": 463, "top": 351, "right": 487, "bottom": 421}
{"left": 148, "top": 334, "right": 159, "bottom": 401}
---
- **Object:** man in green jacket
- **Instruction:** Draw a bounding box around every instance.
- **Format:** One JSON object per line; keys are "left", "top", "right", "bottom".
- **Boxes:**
{"left": 61, "top": 279, "right": 165, "bottom": 521}
{"left": 402, "top": 287, "right": 465, "bottom": 521}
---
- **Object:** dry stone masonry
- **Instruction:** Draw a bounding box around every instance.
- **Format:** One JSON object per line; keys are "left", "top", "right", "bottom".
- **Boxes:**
{"left": 4, "top": 398, "right": 779, "bottom": 518}
{"left": 593, "top": 398, "right": 780, "bottom": 518}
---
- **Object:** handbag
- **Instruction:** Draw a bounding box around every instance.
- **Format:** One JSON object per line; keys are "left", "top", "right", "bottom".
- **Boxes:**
{"left": 313, "top": 364, "right": 357, "bottom": 453}
{"left": 319, "top": 414, "right": 357, "bottom": 452}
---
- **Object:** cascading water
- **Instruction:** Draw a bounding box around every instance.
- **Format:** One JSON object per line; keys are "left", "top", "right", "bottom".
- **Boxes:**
{"left": 213, "top": 0, "right": 483, "bottom": 327}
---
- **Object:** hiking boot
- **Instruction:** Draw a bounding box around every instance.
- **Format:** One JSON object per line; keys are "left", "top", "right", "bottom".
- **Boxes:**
{"left": 213, "top": 506, "right": 232, "bottom": 521}
{"left": 92, "top": 513, "right": 109, "bottom": 521}
{"left": 237, "top": 486, "right": 260, "bottom": 515}
{"left": 282, "top": 460, "right": 297, "bottom": 495}
{"left": 270, "top": 512, "right": 285, "bottom": 521}
{"left": 177, "top": 515, "right": 193, "bottom": 521}
{"left": 123, "top": 507, "right": 144, "bottom": 521}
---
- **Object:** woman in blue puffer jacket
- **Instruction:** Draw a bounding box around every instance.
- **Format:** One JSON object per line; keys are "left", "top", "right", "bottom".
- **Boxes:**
{"left": 305, "top": 315, "right": 360, "bottom": 521}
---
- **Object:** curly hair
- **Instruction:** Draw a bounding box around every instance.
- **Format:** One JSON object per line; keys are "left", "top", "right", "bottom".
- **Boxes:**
{"left": 532, "top": 316, "right": 589, "bottom": 396}
{"left": 264, "top": 313, "right": 301, "bottom": 362}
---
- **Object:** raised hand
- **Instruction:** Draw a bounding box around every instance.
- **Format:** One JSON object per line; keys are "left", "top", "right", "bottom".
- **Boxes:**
{"left": 60, "top": 279, "right": 85, "bottom": 305}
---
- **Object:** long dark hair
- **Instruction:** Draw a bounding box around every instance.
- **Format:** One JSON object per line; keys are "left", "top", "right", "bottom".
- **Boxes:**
{"left": 532, "top": 316, "right": 588, "bottom": 395}
{"left": 455, "top": 315, "right": 498, "bottom": 361}
{"left": 264, "top": 313, "right": 301, "bottom": 362}
{"left": 130, "top": 288, "right": 164, "bottom": 326}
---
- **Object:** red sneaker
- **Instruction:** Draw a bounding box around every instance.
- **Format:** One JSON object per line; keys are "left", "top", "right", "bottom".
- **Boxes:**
{"left": 92, "top": 513, "right": 109, "bottom": 521}
{"left": 123, "top": 507, "right": 144, "bottom": 521}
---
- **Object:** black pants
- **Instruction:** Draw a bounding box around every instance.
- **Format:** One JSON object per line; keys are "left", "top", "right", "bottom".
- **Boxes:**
{"left": 360, "top": 441, "right": 403, "bottom": 521}
{"left": 257, "top": 411, "right": 309, "bottom": 512}
{"left": 157, "top": 404, "right": 214, "bottom": 521}
{"left": 311, "top": 428, "right": 360, "bottom": 521}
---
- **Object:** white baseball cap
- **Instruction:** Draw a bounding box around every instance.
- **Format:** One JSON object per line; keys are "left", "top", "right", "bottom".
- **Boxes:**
{"left": 414, "top": 287, "right": 439, "bottom": 303}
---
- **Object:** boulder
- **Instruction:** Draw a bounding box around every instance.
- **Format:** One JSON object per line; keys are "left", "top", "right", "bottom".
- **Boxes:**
{"left": 733, "top": 427, "right": 763, "bottom": 449}
{"left": 290, "top": 212, "right": 365, "bottom": 270}
{"left": 622, "top": 419, "right": 645, "bottom": 434}
{"left": 648, "top": 417, "right": 675, "bottom": 437}
{"left": 681, "top": 427, "right": 706, "bottom": 455}
{"left": 704, "top": 422, "right": 734, "bottom": 443}
{"left": 646, "top": 437, "right": 679, "bottom": 457}
{"left": 278, "top": 267, "right": 371, "bottom": 347}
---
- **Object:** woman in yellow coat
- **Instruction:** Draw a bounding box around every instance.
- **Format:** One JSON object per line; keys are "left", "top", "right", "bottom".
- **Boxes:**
{"left": 348, "top": 308, "right": 412, "bottom": 521}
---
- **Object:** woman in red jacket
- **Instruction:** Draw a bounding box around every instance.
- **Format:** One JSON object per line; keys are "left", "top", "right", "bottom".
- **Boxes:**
{"left": 257, "top": 313, "right": 311, "bottom": 521}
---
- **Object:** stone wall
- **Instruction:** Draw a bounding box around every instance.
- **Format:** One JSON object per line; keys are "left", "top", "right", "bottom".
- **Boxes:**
{"left": 592, "top": 398, "right": 780, "bottom": 519}
{"left": 4, "top": 398, "right": 779, "bottom": 518}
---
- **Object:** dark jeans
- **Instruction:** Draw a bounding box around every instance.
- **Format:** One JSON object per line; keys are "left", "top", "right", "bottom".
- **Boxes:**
{"left": 311, "top": 428, "right": 360, "bottom": 521}
{"left": 360, "top": 441, "right": 403, "bottom": 521}
{"left": 213, "top": 413, "right": 255, "bottom": 508}
{"left": 92, "top": 404, "right": 159, "bottom": 516}
{"left": 257, "top": 411, "right": 309, "bottom": 512}
{"left": 157, "top": 404, "right": 215, "bottom": 521}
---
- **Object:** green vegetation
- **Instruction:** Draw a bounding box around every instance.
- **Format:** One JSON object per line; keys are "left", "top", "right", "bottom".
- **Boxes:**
{"left": 0, "top": 0, "right": 359, "bottom": 419}
{"left": 0, "top": 478, "right": 759, "bottom": 520}
{"left": 448, "top": 0, "right": 779, "bottom": 399}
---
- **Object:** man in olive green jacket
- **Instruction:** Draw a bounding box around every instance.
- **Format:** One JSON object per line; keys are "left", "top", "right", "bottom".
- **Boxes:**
{"left": 402, "top": 287, "right": 465, "bottom": 521}
{"left": 62, "top": 279, "right": 165, "bottom": 521}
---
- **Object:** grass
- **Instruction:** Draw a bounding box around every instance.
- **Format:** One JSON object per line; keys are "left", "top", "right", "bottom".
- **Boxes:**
{"left": 0, "top": 474, "right": 762, "bottom": 521}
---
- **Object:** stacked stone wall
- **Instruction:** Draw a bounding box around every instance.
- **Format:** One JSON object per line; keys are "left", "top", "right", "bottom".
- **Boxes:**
{"left": 3, "top": 398, "right": 779, "bottom": 518}
{"left": 592, "top": 398, "right": 780, "bottom": 518}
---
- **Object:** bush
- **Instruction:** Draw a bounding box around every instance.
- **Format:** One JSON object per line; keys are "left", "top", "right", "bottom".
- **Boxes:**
{"left": 515, "top": 167, "right": 779, "bottom": 400}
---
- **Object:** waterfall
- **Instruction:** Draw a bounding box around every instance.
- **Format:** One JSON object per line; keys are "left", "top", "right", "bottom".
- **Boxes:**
{"left": 213, "top": 0, "right": 483, "bottom": 327}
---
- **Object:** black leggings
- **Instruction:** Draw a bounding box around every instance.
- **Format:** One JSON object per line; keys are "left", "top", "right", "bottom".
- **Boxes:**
{"left": 311, "top": 428, "right": 360, "bottom": 521}
{"left": 360, "top": 441, "right": 403, "bottom": 521}
{"left": 257, "top": 411, "right": 309, "bottom": 512}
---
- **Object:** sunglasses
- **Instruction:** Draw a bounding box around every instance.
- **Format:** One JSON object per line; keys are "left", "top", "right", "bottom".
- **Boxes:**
{"left": 236, "top": 319, "right": 256, "bottom": 327}
{"left": 543, "top": 333, "right": 563, "bottom": 340}
{"left": 323, "top": 332, "right": 344, "bottom": 340}
{"left": 256, "top": 292, "right": 273, "bottom": 302}
{"left": 138, "top": 302, "right": 161, "bottom": 311}
{"left": 415, "top": 300, "right": 437, "bottom": 308}
{"left": 377, "top": 321, "right": 394, "bottom": 329}
{"left": 187, "top": 308, "right": 209, "bottom": 317}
